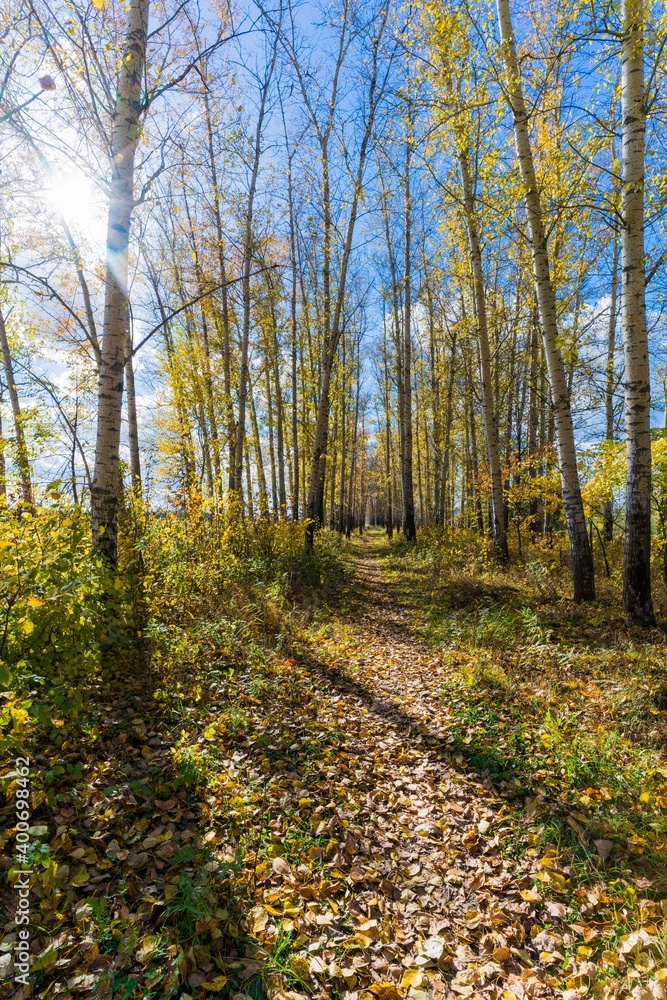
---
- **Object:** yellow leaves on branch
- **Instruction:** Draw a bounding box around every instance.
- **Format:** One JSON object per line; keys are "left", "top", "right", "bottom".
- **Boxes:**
{"left": 582, "top": 437, "right": 667, "bottom": 518}
{"left": 476, "top": 437, "right": 667, "bottom": 526}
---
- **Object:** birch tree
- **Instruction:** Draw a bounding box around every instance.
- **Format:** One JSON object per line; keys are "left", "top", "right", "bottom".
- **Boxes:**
{"left": 233, "top": 33, "right": 278, "bottom": 506}
{"left": 0, "top": 308, "right": 33, "bottom": 511}
{"left": 91, "top": 0, "right": 149, "bottom": 563}
{"left": 620, "top": 0, "right": 655, "bottom": 625}
{"left": 496, "top": 0, "right": 596, "bottom": 602}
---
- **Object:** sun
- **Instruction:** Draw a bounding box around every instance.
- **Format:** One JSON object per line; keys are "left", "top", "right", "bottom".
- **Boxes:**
{"left": 46, "top": 167, "right": 103, "bottom": 241}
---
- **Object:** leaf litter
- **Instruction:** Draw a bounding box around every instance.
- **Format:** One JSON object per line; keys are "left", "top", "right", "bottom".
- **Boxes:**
{"left": 1, "top": 534, "right": 666, "bottom": 1000}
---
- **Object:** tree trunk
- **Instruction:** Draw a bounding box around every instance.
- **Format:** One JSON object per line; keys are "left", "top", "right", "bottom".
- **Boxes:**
{"left": 338, "top": 334, "right": 347, "bottom": 533}
{"left": 91, "top": 0, "right": 149, "bottom": 563}
{"left": 202, "top": 83, "right": 236, "bottom": 490}
{"left": 0, "top": 308, "right": 33, "bottom": 511}
{"left": 603, "top": 229, "right": 620, "bottom": 540}
{"left": 149, "top": 271, "right": 197, "bottom": 497}
{"left": 415, "top": 370, "right": 425, "bottom": 526}
{"left": 467, "top": 375, "right": 485, "bottom": 534}
{"left": 249, "top": 386, "right": 269, "bottom": 518}
{"left": 0, "top": 380, "right": 6, "bottom": 506}
{"left": 269, "top": 297, "right": 287, "bottom": 517}
{"left": 459, "top": 148, "right": 508, "bottom": 561}
{"left": 528, "top": 300, "right": 540, "bottom": 534}
{"left": 265, "top": 357, "right": 278, "bottom": 517}
{"left": 346, "top": 373, "right": 361, "bottom": 538}
{"left": 402, "top": 137, "right": 417, "bottom": 542}
{"left": 202, "top": 81, "right": 236, "bottom": 493}
{"left": 440, "top": 325, "right": 458, "bottom": 526}
{"left": 124, "top": 321, "right": 141, "bottom": 490}
{"left": 426, "top": 282, "right": 442, "bottom": 525}
{"left": 304, "top": 7, "right": 388, "bottom": 547}
{"left": 287, "top": 150, "right": 300, "bottom": 520}
{"left": 244, "top": 442, "right": 255, "bottom": 518}
{"left": 382, "top": 180, "right": 406, "bottom": 527}
{"left": 620, "top": 0, "right": 655, "bottom": 625}
{"left": 233, "top": 44, "right": 277, "bottom": 502}
{"left": 497, "top": 0, "right": 595, "bottom": 601}
{"left": 382, "top": 314, "right": 393, "bottom": 536}
{"left": 329, "top": 405, "right": 338, "bottom": 528}
{"left": 180, "top": 178, "right": 222, "bottom": 501}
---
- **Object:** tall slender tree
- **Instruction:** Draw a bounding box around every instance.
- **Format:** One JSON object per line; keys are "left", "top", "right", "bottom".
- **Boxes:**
{"left": 620, "top": 0, "right": 655, "bottom": 625}
{"left": 496, "top": 0, "right": 596, "bottom": 602}
{"left": 91, "top": 0, "right": 149, "bottom": 563}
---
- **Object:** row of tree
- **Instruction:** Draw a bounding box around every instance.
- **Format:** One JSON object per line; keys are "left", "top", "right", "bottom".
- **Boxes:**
{"left": 1, "top": 0, "right": 666, "bottom": 624}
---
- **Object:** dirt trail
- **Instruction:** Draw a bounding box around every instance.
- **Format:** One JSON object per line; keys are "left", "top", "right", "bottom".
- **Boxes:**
{"left": 293, "top": 532, "right": 559, "bottom": 1000}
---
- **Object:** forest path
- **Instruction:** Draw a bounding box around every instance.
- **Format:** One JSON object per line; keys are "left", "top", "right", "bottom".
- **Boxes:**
{"left": 291, "top": 530, "right": 554, "bottom": 999}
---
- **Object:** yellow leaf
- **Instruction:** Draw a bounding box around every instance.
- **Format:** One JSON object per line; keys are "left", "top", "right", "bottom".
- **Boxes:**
{"left": 549, "top": 872, "right": 567, "bottom": 891}
{"left": 91, "top": 0, "right": 106, "bottom": 10}
{"left": 369, "top": 983, "right": 403, "bottom": 1000}
{"left": 21, "top": 620, "right": 35, "bottom": 635}
{"left": 136, "top": 935, "right": 159, "bottom": 964}
{"left": 33, "top": 944, "right": 57, "bottom": 971}
{"left": 249, "top": 905, "right": 268, "bottom": 934}
{"left": 27, "top": 595, "right": 45, "bottom": 607}
{"left": 201, "top": 975, "right": 227, "bottom": 991}
{"left": 401, "top": 969, "right": 423, "bottom": 988}
{"left": 355, "top": 931, "right": 376, "bottom": 948}
{"left": 520, "top": 889, "right": 542, "bottom": 902}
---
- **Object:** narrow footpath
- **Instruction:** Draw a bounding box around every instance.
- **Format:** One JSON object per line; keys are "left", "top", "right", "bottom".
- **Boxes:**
{"left": 273, "top": 532, "right": 568, "bottom": 1000}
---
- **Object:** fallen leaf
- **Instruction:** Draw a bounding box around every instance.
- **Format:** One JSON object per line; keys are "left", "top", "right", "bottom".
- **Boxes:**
{"left": 369, "top": 982, "right": 403, "bottom": 1000}
{"left": 422, "top": 937, "right": 445, "bottom": 960}
{"left": 201, "top": 975, "right": 228, "bottom": 991}
{"left": 594, "top": 838, "right": 613, "bottom": 860}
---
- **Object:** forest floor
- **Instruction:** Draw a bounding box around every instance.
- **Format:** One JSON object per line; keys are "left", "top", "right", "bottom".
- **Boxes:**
{"left": 2, "top": 529, "right": 667, "bottom": 1000}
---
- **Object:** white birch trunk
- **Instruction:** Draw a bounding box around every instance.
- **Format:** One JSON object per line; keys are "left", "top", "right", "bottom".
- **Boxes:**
{"left": 91, "top": 0, "right": 149, "bottom": 562}
{"left": 402, "top": 136, "right": 417, "bottom": 541}
{"left": 0, "top": 307, "right": 33, "bottom": 511}
{"left": 621, "top": 0, "right": 655, "bottom": 624}
{"left": 233, "top": 45, "right": 277, "bottom": 505}
{"left": 496, "top": 0, "right": 595, "bottom": 601}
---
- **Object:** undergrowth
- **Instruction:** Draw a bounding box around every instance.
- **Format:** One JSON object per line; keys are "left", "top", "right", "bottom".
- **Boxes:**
{"left": 0, "top": 501, "right": 351, "bottom": 1000}
{"left": 377, "top": 526, "right": 667, "bottom": 886}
